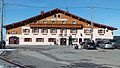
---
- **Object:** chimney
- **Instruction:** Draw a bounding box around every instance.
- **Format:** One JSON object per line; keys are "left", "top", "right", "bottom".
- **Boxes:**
{"left": 41, "top": 10, "right": 44, "bottom": 14}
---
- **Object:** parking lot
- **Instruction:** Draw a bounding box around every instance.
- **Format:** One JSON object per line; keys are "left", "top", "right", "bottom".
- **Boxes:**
{"left": 1, "top": 45, "right": 120, "bottom": 68}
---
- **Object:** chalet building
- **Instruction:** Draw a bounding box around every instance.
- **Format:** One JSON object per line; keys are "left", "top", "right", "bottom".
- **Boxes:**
{"left": 3, "top": 8, "right": 117, "bottom": 45}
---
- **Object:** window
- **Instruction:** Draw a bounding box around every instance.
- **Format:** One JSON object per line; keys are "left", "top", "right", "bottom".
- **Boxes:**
{"left": 33, "top": 21, "right": 38, "bottom": 23}
{"left": 11, "top": 31, "right": 17, "bottom": 34}
{"left": 58, "top": 15, "right": 61, "bottom": 17}
{"left": 23, "top": 29, "right": 29, "bottom": 33}
{"left": 72, "top": 28, "right": 76, "bottom": 33}
{"left": 72, "top": 38, "right": 78, "bottom": 42}
{"left": 42, "top": 21, "right": 47, "bottom": 23}
{"left": 48, "top": 38, "right": 56, "bottom": 42}
{"left": 51, "top": 28, "right": 56, "bottom": 33}
{"left": 33, "top": 28, "right": 38, "bottom": 33}
{"left": 98, "top": 29, "right": 105, "bottom": 33}
{"left": 54, "top": 15, "right": 57, "bottom": 17}
{"left": 71, "top": 21, "right": 76, "bottom": 24}
{"left": 54, "top": 14, "right": 60, "bottom": 18}
{"left": 61, "top": 28, "right": 67, "bottom": 33}
{"left": 86, "top": 24, "right": 90, "bottom": 26}
{"left": 24, "top": 38, "right": 32, "bottom": 42}
{"left": 36, "top": 38, "right": 44, "bottom": 42}
{"left": 62, "top": 21, "right": 66, "bottom": 24}
{"left": 51, "top": 21, "right": 56, "bottom": 24}
{"left": 42, "top": 28, "right": 47, "bottom": 33}
{"left": 84, "top": 29, "right": 91, "bottom": 33}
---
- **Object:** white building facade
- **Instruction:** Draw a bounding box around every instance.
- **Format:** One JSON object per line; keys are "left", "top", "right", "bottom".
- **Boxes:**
{"left": 4, "top": 8, "right": 117, "bottom": 45}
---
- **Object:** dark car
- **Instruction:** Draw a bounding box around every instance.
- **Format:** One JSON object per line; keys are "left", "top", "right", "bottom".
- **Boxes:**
{"left": 0, "top": 40, "right": 6, "bottom": 49}
{"left": 82, "top": 42, "right": 96, "bottom": 49}
{"left": 113, "top": 41, "right": 120, "bottom": 49}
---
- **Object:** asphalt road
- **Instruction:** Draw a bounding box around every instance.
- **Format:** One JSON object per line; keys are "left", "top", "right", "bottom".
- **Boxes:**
{"left": 1, "top": 45, "right": 120, "bottom": 68}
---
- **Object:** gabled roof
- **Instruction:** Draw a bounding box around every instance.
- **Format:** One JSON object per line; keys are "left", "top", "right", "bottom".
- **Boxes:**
{"left": 3, "top": 8, "right": 117, "bottom": 30}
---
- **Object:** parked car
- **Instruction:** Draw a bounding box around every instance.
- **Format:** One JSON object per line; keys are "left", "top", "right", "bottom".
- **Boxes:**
{"left": 99, "top": 42, "right": 114, "bottom": 49}
{"left": 0, "top": 40, "right": 6, "bottom": 48}
{"left": 113, "top": 41, "right": 120, "bottom": 49}
{"left": 82, "top": 42, "right": 96, "bottom": 49}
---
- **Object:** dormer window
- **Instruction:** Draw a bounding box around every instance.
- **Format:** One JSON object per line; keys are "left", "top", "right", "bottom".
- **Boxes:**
{"left": 72, "top": 21, "right": 76, "bottom": 24}
{"left": 33, "top": 21, "right": 38, "bottom": 23}
{"left": 51, "top": 21, "right": 56, "bottom": 24}
{"left": 42, "top": 21, "right": 47, "bottom": 23}
{"left": 54, "top": 14, "right": 61, "bottom": 18}
{"left": 58, "top": 15, "right": 61, "bottom": 18}
{"left": 86, "top": 24, "right": 90, "bottom": 26}
{"left": 62, "top": 21, "right": 66, "bottom": 24}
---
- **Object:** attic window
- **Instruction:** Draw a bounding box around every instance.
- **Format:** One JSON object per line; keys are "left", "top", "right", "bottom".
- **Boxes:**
{"left": 54, "top": 15, "right": 57, "bottom": 18}
{"left": 42, "top": 21, "right": 47, "bottom": 23}
{"left": 58, "top": 15, "right": 61, "bottom": 18}
{"left": 33, "top": 21, "right": 38, "bottom": 23}
{"left": 51, "top": 21, "right": 56, "bottom": 24}
{"left": 62, "top": 21, "right": 66, "bottom": 24}
{"left": 86, "top": 24, "right": 90, "bottom": 26}
{"left": 72, "top": 21, "right": 76, "bottom": 24}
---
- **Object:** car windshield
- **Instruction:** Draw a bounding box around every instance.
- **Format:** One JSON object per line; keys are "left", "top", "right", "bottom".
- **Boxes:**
{"left": 87, "top": 42, "right": 94, "bottom": 45}
{"left": 105, "top": 42, "right": 111, "bottom": 44}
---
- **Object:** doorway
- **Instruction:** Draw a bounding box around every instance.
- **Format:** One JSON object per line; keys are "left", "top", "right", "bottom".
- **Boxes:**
{"left": 9, "top": 36, "right": 19, "bottom": 44}
{"left": 60, "top": 38, "right": 66, "bottom": 45}
{"left": 79, "top": 38, "right": 82, "bottom": 44}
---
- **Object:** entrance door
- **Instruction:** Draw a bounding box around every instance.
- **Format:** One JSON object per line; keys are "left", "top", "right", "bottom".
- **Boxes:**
{"left": 9, "top": 36, "right": 19, "bottom": 44}
{"left": 60, "top": 38, "right": 66, "bottom": 45}
{"left": 79, "top": 38, "right": 82, "bottom": 44}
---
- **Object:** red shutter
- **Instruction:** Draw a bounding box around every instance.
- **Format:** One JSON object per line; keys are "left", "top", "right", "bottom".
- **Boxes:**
{"left": 38, "top": 29, "right": 39, "bottom": 33}
{"left": 76, "top": 38, "right": 78, "bottom": 42}
{"left": 104, "top": 30, "right": 105, "bottom": 34}
{"left": 84, "top": 29, "right": 86, "bottom": 33}
{"left": 76, "top": 29, "right": 77, "bottom": 33}
{"left": 23, "top": 29, "right": 25, "bottom": 33}
{"left": 46, "top": 29, "right": 48, "bottom": 33}
{"left": 55, "top": 29, "right": 57, "bottom": 33}
{"left": 70, "top": 29, "right": 72, "bottom": 33}
{"left": 28, "top": 29, "right": 30, "bottom": 33}
{"left": 41, "top": 29, "right": 43, "bottom": 33}
{"left": 60, "top": 29, "right": 62, "bottom": 33}
{"left": 50, "top": 29, "right": 52, "bottom": 33}
{"left": 42, "top": 38, "right": 44, "bottom": 42}
{"left": 98, "top": 29, "right": 100, "bottom": 33}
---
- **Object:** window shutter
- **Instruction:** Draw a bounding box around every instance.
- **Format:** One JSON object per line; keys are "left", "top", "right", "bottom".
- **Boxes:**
{"left": 104, "top": 30, "right": 105, "bottom": 33}
{"left": 76, "top": 29, "right": 78, "bottom": 33}
{"left": 76, "top": 38, "right": 78, "bottom": 42}
{"left": 60, "top": 29, "right": 62, "bottom": 33}
{"left": 70, "top": 29, "right": 72, "bottom": 33}
{"left": 46, "top": 29, "right": 48, "bottom": 33}
{"left": 38, "top": 29, "right": 39, "bottom": 33}
{"left": 42, "top": 38, "right": 44, "bottom": 42}
{"left": 41, "top": 29, "right": 43, "bottom": 33}
{"left": 98, "top": 29, "right": 100, "bottom": 33}
{"left": 50, "top": 29, "right": 52, "bottom": 33}
{"left": 84, "top": 29, "right": 86, "bottom": 33}
{"left": 28, "top": 29, "right": 30, "bottom": 33}
{"left": 55, "top": 29, "right": 57, "bottom": 33}
{"left": 23, "top": 29, "right": 25, "bottom": 33}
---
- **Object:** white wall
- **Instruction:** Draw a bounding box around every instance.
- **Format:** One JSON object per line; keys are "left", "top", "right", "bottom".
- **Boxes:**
{"left": 6, "top": 27, "right": 113, "bottom": 45}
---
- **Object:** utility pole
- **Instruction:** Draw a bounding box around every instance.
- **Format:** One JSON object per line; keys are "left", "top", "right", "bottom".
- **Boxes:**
{"left": 0, "top": 0, "right": 4, "bottom": 46}
{"left": 90, "top": 7, "right": 94, "bottom": 41}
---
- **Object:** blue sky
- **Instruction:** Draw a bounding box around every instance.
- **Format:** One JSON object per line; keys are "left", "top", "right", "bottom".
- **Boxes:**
{"left": 1, "top": 0, "right": 120, "bottom": 36}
